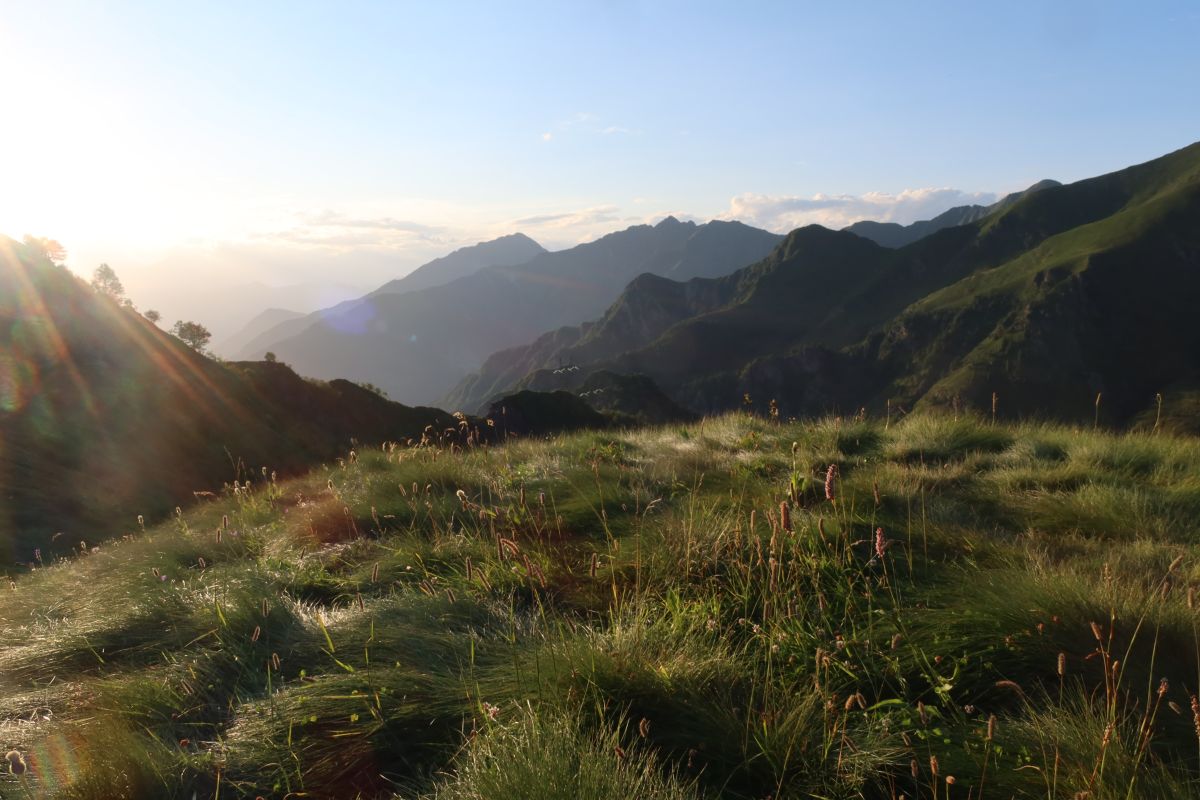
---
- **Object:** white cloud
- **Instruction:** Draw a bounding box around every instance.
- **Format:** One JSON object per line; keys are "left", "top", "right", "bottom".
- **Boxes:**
{"left": 508, "top": 205, "right": 621, "bottom": 231}
{"left": 721, "top": 187, "right": 998, "bottom": 232}
{"left": 253, "top": 211, "right": 449, "bottom": 252}
{"left": 540, "top": 113, "right": 636, "bottom": 140}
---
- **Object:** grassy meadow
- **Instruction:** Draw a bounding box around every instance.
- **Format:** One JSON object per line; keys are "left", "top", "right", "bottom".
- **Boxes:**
{"left": 1, "top": 412, "right": 1199, "bottom": 799}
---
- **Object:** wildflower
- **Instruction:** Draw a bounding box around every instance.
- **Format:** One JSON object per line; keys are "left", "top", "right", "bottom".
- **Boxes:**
{"left": 874, "top": 527, "right": 889, "bottom": 559}
{"left": 929, "top": 755, "right": 939, "bottom": 777}
{"left": 780, "top": 501, "right": 792, "bottom": 532}
{"left": 1057, "top": 652, "right": 1067, "bottom": 676}
{"left": 986, "top": 714, "right": 996, "bottom": 741}
{"left": 824, "top": 464, "right": 839, "bottom": 501}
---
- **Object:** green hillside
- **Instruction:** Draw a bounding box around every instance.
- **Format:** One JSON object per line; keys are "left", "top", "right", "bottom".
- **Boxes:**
{"left": 0, "top": 238, "right": 461, "bottom": 558}
{"left": 1, "top": 414, "right": 1198, "bottom": 798}
{"left": 457, "top": 142, "right": 1200, "bottom": 427}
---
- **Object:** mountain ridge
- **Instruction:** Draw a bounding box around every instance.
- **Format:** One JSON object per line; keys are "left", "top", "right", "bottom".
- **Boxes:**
{"left": 458, "top": 141, "right": 1200, "bottom": 427}
{"left": 844, "top": 178, "right": 1062, "bottom": 247}
{"left": 241, "top": 219, "right": 782, "bottom": 405}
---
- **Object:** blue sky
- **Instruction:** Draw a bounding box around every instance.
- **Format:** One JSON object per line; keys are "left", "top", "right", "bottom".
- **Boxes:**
{"left": 0, "top": 0, "right": 1197, "bottom": 315}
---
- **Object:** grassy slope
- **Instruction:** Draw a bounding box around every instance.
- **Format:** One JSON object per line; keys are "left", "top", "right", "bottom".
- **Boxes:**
{"left": 0, "top": 240, "right": 461, "bottom": 557}
{"left": 1, "top": 414, "right": 1198, "bottom": 799}
{"left": 457, "top": 142, "right": 1200, "bottom": 424}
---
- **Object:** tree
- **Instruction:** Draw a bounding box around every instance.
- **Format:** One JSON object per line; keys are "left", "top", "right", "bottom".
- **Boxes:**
{"left": 23, "top": 235, "right": 67, "bottom": 266}
{"left": 263, "top": 351, "right": 277, "bottom": 363}
{"left": 171, "top": 320, "right": 212, "bottom": 353}
{"left": 144, "top": 309, "right": 161, "bottom": 324}
{"left": 91, "top": 264, "right": 125, "bottom": 300}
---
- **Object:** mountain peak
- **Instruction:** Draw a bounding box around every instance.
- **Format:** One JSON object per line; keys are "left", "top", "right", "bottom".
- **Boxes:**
{"left": 368, "top": 233, "right": 546, "bottom": 299}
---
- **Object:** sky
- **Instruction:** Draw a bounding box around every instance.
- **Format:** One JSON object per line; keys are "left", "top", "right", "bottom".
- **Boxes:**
{"left": 1, "top": 0, "right": 1197, "bottom": 329}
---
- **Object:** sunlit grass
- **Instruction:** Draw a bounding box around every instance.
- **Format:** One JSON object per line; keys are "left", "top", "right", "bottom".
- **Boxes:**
{"left": 2, "top": 412, "right": 1200, "bottom": 798}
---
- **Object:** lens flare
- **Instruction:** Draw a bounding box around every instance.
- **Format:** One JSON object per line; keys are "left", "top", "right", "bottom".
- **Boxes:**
{"left": 0, "top": 351, "right": 40, "bottom": 413}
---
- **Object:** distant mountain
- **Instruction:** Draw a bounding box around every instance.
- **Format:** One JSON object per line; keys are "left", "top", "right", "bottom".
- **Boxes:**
{"left": 212, "top": 307, "right": 306, "bottom": 357}
{"left": 370, "top": 233, "right": 545, "bottom": 296}
{"left": 232, "top": 233, "right": 546, "bottom": 363}
{"left": 242, "top": 219, "right": 782, "bottom": 405}
{"left": 139, "top": 280, "right": 366, "bottom": 342}
{"left": 460, "top": 142, "right": 1200, "bottom": 428}
{"left": 844, "top": 179, "right": 1061, "bottom": 247}
{"left": 0, "top": 238, "right": 460, "bottom": 556}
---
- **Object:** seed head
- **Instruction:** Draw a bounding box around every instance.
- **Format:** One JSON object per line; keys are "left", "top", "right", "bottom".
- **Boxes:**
{"left": 874, "top": 527, "right": 889, "bottom": 559}
{"left": 824, "top": 464, "right": 839, "bottom": 501}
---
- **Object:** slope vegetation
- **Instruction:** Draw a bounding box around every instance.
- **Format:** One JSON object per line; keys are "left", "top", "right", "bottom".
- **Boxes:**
{"left": 462, "top": 142, "right": 1200, "bottom": 427}
{"left": 0, "top": 238, "right": 459, "bottom": 556}
{"left": 1, "top": 414, "right": 1198, "bottom": 799}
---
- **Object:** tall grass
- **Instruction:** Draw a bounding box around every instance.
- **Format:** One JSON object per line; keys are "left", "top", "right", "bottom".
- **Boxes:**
{"left": 1, "top": 413, "right": 1198, "bottom": 798}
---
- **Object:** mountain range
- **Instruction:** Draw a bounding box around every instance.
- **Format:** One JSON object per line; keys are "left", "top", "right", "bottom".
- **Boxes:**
{"left": 454, "top": 142, "right": 1200, "bottom": 431}
{"left": 233, "top": 219, "right": 783, "bottom": 405}
{"left": 5, "top": 142, "right": 1199, "bottom": 558}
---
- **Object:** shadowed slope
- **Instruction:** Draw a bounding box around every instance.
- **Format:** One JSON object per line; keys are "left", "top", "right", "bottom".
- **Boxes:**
{"left": 0, "top": 239, "right": 459, "bottom": 556}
